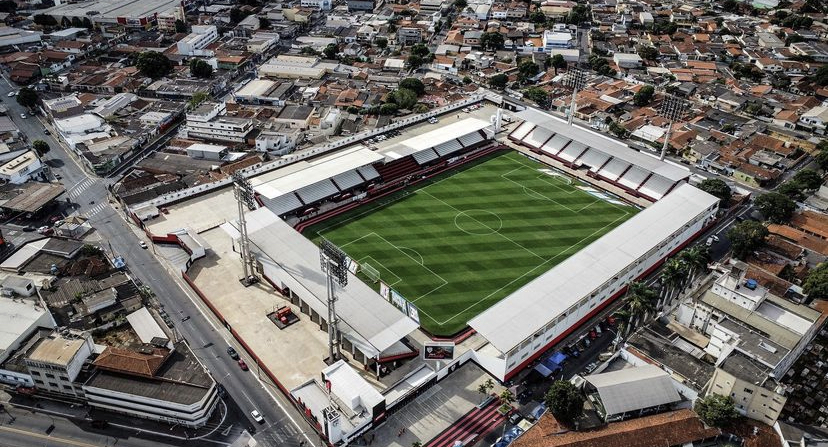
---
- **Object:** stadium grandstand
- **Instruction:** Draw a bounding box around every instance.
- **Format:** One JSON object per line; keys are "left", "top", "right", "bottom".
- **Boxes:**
{"left": 468, "top": 183, "right": 718, "bottom": 381}
{"left": 508, "top": 109, "right": 689, "bottom": 201}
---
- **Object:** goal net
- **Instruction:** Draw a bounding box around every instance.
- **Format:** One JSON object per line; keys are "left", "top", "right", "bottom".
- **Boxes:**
{"left": 362, "top": 263, "right": 381, "bottom": 283}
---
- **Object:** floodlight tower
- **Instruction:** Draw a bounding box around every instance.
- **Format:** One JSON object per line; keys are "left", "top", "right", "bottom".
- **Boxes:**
{"left": 564, "top": 67, "right": 586, "bottom": 126}
{"left": 320, "top": 238, "right": 348, "bottom": 364}
{"left": 658, "top": 94, "right": 688, "bottom": 161}
{"left": 233, "top": 171, "right": 259, "bottom": 286}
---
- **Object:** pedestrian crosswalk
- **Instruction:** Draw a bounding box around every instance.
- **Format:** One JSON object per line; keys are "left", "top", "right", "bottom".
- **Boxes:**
{"left": 68, "top": 178, "right": 98, "bottom": 199}
{"left": 85, "top": 203, "right": 107, "bottom": 218}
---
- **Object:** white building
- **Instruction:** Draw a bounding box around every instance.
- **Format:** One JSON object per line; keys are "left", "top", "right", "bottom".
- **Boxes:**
{"left": 256, "top": 129, "right": 299, "bottom": 155}
{"left": 176, "top": 25, "right": 218, "bottom": 56}
{"left": 0, "top": 295, "right": 55, "bottom": 387}
{"left": 0, "top": 151, "right": 43, "bottom": 184}
{"left": 799, "top": 106, "right": 828, "bottom": 133}
{"left": 542, "top": 30, "right": 573, "bottom": 50}
{"left": 469, "top": 183, "right": 719, "bottom": 381}
{"left": 613, "top": 53, "right": 643, "bottom": 69}
{"left": 300, "top": 0, "right": 332, "bottom": 10}
{"left": 25, "top": 331, "right": 95, "bottom": 397}
{"left": 183, "top": 102, "right": 253, "bottom": 143}
{"left": 186, "top": 143, "right": 228, "bottom": 160}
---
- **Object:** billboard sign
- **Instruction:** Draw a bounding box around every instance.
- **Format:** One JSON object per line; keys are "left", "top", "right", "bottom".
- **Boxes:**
{"left": 422, "top": 342, "right": 455, "bottom": 361}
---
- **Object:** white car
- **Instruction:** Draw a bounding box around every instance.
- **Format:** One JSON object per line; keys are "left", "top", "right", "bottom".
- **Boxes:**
{"left": 20, "top": 113, "right": 26, "bottom": 119}
{"left": 139, "top": 241, "right": 148, "bottom": 249}
{"left": 251, "top": 410, "right": 264, "bottom": 423}
{"left": 6, "top": 91, "right": 14, "bottom": 97}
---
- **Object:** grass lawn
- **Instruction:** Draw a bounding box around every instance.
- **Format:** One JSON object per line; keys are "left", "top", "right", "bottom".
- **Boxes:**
{"left": 307, "top": 151, "right": 638, "bottom": 336}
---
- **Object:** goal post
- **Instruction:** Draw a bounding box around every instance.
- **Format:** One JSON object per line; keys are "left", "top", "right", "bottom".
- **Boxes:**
{"left": 362, "top": 263, "right": 381, "bottom": 283}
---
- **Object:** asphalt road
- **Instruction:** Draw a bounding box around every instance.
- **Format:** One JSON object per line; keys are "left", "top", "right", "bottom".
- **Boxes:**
{"left": 0, "top": 79, "right": 318, "bottom": 447}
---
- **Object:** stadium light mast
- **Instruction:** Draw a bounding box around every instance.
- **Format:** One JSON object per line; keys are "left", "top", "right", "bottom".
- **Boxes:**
{"left": 563, "top": 67, "right": 586, "bottom": 126}
{"left": 320, "top": 238, "right": 348, "bottom": 364}
{"left": 233, "top": 171, "right": 259, "bottom": 286}
{"left": 658, "top": 94, "right": 688, "bottom": 161}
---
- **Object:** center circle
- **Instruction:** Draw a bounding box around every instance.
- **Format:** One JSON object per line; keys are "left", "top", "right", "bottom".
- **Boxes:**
{"left": 454, "top": 210, "right": 503, "bottom": 235}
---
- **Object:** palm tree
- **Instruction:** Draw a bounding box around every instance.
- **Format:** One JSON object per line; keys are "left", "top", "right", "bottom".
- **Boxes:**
{"left": 499, "top": 389, "right": 515, "bottom": 410}
{"left": 659, "top": 258, "right": 687, "bottom": 310}
{"left": 679, "top": 246, "right": 710, "bottom": 287}
{"left": 622, "top": 281, "right": 657, "bottom": 338}
{"left": 477, "top": 378, "right": 494, "bottom": 404}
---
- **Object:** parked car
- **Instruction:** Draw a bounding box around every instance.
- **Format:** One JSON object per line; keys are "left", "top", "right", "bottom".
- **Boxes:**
{"left": 22, "top": 226, "right": 35, "bottom": 232}
{"left": 36, "top": 226, "right": 49, "bottom": 234}
{"left": 251, "top": 410, "right": 264, "bottom": 423}
{"left": 139, "top": 241, "right": 147, "bottom": 249}
{"left": 238, "top": 359, "right": 249, "bottom": 371}
{"left": 227, "top": 346, "right": 240, "bottom": 360}
{"left": 6, "top": 91, "right": 15, "bottom": 97}
{"left": 19, "top": 113, "right": 26, "bottom": 119}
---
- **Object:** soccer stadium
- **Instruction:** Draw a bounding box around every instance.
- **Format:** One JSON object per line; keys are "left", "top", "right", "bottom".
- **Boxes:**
{"left": 305, "top": 150, "right": 638, "bottom": 336}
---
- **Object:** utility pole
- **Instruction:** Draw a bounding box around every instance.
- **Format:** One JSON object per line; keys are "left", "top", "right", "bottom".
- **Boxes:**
{"left": 232, "top": 171, "right": 259, "bottom": 286}
{"left": 564, "top": 67, "right": 586, "bottom": 126}
{"left": 658, "top": 94, "right": 688, "bottom": 161}
{"left": 319, "top": 238, "right": 348, "bottom": 364}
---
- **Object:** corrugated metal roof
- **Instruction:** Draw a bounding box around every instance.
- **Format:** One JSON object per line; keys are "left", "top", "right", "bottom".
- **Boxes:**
{"left": 586, "top": 364, "right": 681, "bottom": 416}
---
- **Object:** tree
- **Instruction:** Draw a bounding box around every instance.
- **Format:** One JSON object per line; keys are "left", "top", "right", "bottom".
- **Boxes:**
{"left": 816, "top": 150, "right": 828, "bottom": 171}
{"left": 633, "top": 85, "right": 655, "bottom": 106}
{"left": 379, "top": 103, "right": 399, "bottom": 115}
{"left": 754, "top": 192, "right": 796, "bottom": 223}
{"left": 529, "top": 10, "right": 547, "bottom": 23}
{"left": 400, "top": 78, "right": 425, "bottom": 95}
{"left": 622, "top": 281, "right": 657, "bottom": 336}
{"left": 187, "top": 91, "right": 210, "bottom": 109}
{"left": 679, "top": 245, "right": 709, "bottom": 286}
{"left": 136, "top": 51, "right": 172, "bottom": 79}
{"left": 388, "top": 88, "right": 418, "bottom": 109}
{"left": 518, "top": 60, "right": 539, "bottom": 81}
{"left": 792, "top": 169, "right": 823, "bottom": 191}
{"left": 477, "top": 378, "right": 494, "bottom": 403}
{"left": 462, "top": 76, "right": 472, "bottom": 85}
{"left": 189, "top": 59, "right": 213, "bottom": 78}
{"left": 32, "top": 140, "right": 50, "bottom": 157}
{"left": 778, "top": 181, "right": 807, "bottom": 202}
{"left": 489, "top": 73, "right": 508, "bottom": 89}
{"left": 480, "top": 32, "right": 505, "bottom": 51}
{"left": 0, "top": 0, "right": 16, "bottom": 13}
{"left": 499, "top": 389, "right": 515, "bottom": 411}
{"left": 323, "top": 43, "right": 338, "bottom": 60}
{"left": 804, "top": 263, "right": 828, "bottom": 300}
{"left": 550, "top": 54, "right": 567, "bottom": 74}
{"left": 659, "top": 258, "right": 687, "bottom": 309}
{"left": 637, "top": 45, "right": 659, "bottom": 61}
{"left": 522, "top": 87, "right": 549, "bottom": 108}
{"left": 410, "top": 43, "right": 430, "bottom": 58}
{"left": 16, "top": 88, "right": 38, "bottom": 109}
{"left": 565, "top": 4, "right": 590, "bottom": 25}
{"left": 695, "top": 394, "right": 738, "bottom": 428}
{"left": 544, "top": 380, "right": 584, "bottom": 426}
{"left": 229, "top": 7, "right": 250, "bottom": 24}
{"left": 412, "top": 103, "right": 429, "bottom": 113}
{"left": 728, "top": 220, "right": 768, "bottom": 259}
{"left": 722, "top": 0, "right": 739, "bottom": 12}
{"left": 697, "top": 178, "right": 732, "bottom": 207}
{"left": 300, "top": 46, "right": 319, "bottom": 56}
{"left": 412, "top": 442, "right": 422, "bottom": 447}
{"left": 174, "top": 19, "right": 188, "bottom": 33}
{"left": 407, "top": 54, "right": 424, "bottom": 69}
{"left": 374, "top": 37, "right": 388, "bottom": 49}
{"left": 454, "top": 0, "right": 467, "bottom": 8}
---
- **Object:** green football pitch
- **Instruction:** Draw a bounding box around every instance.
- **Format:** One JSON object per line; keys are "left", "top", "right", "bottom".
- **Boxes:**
{"left": 308, "top": 151, "right": 638, "bottom": 336}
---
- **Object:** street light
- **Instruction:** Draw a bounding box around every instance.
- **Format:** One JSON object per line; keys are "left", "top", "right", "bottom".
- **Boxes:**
{"left": 658, "top": 94, "right": 688, "bottom": 161}
{"left": 563, "top": 68, "right": 586, "bottom": 126}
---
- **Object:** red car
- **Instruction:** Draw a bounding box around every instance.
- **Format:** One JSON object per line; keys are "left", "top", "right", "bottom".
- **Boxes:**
{"left": 238, "top": 359, "right": 249, "bottom": 371}
{"left": 589, "top": 330, "right": 598, "bottom": 340}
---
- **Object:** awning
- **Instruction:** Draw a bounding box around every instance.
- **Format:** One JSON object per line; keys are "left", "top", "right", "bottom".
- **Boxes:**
{"left": 534, "top": 363, "right": 554, "bottom": 378}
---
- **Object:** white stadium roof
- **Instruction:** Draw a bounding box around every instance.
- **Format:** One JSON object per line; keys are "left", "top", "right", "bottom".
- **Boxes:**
{"left": 251, "top": 146, "right": 383, "bottom": 200}
{"left": 381, "top": 117, "right": 491, "bottom": 161}
{"left": 235, "top": 208, "right": 419, "bottom": 356}
{"left": 468, "top": 183, "right": 718, "bottom": 354}
{"left": 586, "top": 364, "right": 681, "bottom": 416}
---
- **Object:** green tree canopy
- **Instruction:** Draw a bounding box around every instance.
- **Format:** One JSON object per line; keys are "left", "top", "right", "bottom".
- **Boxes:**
{"left": 379, "top": 103, "right": 398, "bottom": 115}
{"left": 816, "top": 149, "right": 828, "bottom": 171}
{"left": 728, "top": 220, "right": 768, "bottom": 259}
{"left": 388, "top": 88, "right": 418, "bottom": 109}
{"left": 791, "top": 169, "right": 823, "bottom": 191}
{"left": 754, "top": 192, "right": 796, "bottom": 223}
{"left": 407, "top": 54, "right": 424, "bottom": 68}
{"left": 694, "top": 394, "right": 739, "bottom": 427}
{"left": 374, "top": 37, "right": 388, "bottom": 49}
{"left": 480, "top": 32, "right": 505, "bottom": 51}
{"left": 489, "top": 73, "right": 508, "bottom": 89}
{"left": 454, "top": 0, "right": 467, "bottom": 8}
{"left": 410, "top": 43, "right": 430, "bottom": 58}
{"left": 323, "top": 43, "right": 339, "bottom": 60}
{"left": 549, "top": 54, "right": 567, "bottom": 74}
{"left": 633, "top": 85, "right": 655, "bottom": 106}
{"left": 174, "top": 19, "right": 188, "bottom": 33}
{"left": 189, "top": 59, "right": 213, "bottom": 78}
{"left": 544, "top": 380, "right": 584, "bottom": 426}
{"left": 697, "top": 178, "right": 732, "bottom": 207}
{"left": 136, "top": 51, "right": 172, "bottom": 79}
{"left": 804, "top": 263, "right": 828, "bottom": 300}
{"left": 32, "top": 140, "right": 50, "bottom": 157}
{"left": 518, "top": 60, "right": 540, "bottom": 81}
{"left": 777, "top": 181, "right": 806, "bottom": 202}
{"left": 637, "top": 45, "right": 659, "bottom": 61}
{"left": 523, "top": 86, "right": 549, "bottom": 108}
{"left": 16, "top": 87, "right": 38, "bottom": 109}
{"left": 399, "top": 78, "right": 425, "bottom": 95}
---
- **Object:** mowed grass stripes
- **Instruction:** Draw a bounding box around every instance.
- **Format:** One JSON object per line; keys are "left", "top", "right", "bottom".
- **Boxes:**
{"left": 309, "top": 151, "right": 638, "bottom": 336}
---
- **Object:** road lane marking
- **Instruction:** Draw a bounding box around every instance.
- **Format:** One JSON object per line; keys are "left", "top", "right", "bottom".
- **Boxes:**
{"left": 0, "top": 425, "right": 99, "bottom": 447}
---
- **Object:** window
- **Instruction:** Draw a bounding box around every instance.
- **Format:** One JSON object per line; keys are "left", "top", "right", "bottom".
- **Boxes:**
{"left": 62, "top": 385, "right": 72, "bottom": 390}
{"left": 45, "top": 373, "right": 54, "bottom": 379}
{"left": 48, "top": 382, "right": 58, "bottom": 388}
{"left": 743, "top": 388, "right": 753, "bottom": 394}
{"left": 60, "top": 376, "right": 68, "bottom": 381}
{"left": 31, "top": 371, "right": 40, "bottom": 376}
{"left": 34, "top": 379, "right": 44, "bottom": 385}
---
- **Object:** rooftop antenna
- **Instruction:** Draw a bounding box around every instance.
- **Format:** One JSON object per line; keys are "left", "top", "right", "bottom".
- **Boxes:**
{"left": 658, "top": 94, "right": 688, "bottom": 161}
{"left": 563, "top": 67, "right": 586, "bottom": 126}
{"left": 320, "top": 238, "right": 348, "bottom": 364}
{"left": 233, "top": 171, "right": 259, "bottom": 286}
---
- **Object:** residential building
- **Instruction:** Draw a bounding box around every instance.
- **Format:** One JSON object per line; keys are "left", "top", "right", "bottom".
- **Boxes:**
{"left": 25, "top": 331, "right": 95, "bottom": 398}
{"left": 799, "top": 106, "right": 828, "bottom": 133}
{"left": 183, "top": 102, "right": 253, "bottom": 143}
{"left": 542, "top": 30, "right": 572, "bottom": 50}
{"left": 157, "top": 6, "right": 185, "bottom": 33}
{"left": 614, "top": 53, "right": 644, "bottom": 69}
{"left": 347, "top": 0, "right": 378, "bottom": 11}
{"left": 0, "top": 151, "right": 44, "bottom": 184}
{"left": 255, "top": 128, "right": 299, "bottom": 155}
{"left": 177, "top": 25, "right": 218, "bottom": 56}
{"left": 398, "top": 27, "right": 423, "bottom": 45}
{"left": 299, "top": 0, "right": 332, "bottom": 10}
{"left": 0, "top": 294, "right": 56, "bottom": 387}
{"left": 186, "top": 143, "right": 228, "bottom": 160}
{"left": 43, "top": 95, "right": 84, "bottom": 119}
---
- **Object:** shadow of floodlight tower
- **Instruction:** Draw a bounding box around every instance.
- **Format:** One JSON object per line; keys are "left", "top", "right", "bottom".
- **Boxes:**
{"left": 658, "top": 94, "right": 689, "bottom": 161}
{"left": 563, "top": 67, "right": 587, "bottom": 126}
{"left": 320, "top": 238, "right": 348, "bottom": 364}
